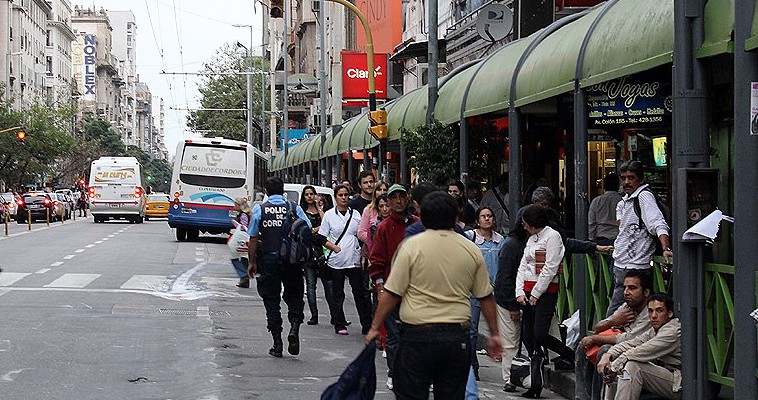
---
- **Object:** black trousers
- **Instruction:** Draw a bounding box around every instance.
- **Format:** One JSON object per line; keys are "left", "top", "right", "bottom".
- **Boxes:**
{"left": 256, "top": 254, "right": 305, "bottom": 334}
{"left": 330, "top": 266, "right": 373, "bottom": 330}
{"left": 522, "top": 291, "right": 573, "bottom": 360}
{"left": 394, "top": 323, "right": 470, "bottom": 400}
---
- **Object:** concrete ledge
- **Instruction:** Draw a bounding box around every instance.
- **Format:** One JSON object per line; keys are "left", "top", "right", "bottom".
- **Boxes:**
{"left": 545, "top": 365, "right": 575, "bottom": 399}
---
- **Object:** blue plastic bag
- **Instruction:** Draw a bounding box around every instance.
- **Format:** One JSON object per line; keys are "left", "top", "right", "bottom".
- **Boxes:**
{"left": 321, "top": 342, "right": 376, "bottom": 400}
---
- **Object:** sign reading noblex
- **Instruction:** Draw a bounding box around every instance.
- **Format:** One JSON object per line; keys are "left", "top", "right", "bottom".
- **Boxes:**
{"left": 341, "top": 52, "right": 388, "bottom": 101}
{"left": 72, "top": 34, "right": 97, "bottom": 102}
{"left": 587, "top": 70, "right": 672, "bottom": 127}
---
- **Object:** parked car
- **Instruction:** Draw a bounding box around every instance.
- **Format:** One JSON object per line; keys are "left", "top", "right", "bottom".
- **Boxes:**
{"left": 0, "top": 192, "right": 18, "bottom": 222}
{"left": 17, "top": 192, "right": 60, "bottom": 223}
{"left": 55, "top": 189, "right": 76, "bottom": 215}
{"left": 49, "top": 193, "right": 71, "bottom": 220}
{"left": 145, "top": 193, "right": 170, "bottom": 220}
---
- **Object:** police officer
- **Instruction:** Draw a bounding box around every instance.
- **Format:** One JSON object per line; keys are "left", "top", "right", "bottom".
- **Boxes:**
{"left": 247, "top": 176, "right": 312, "bottom": 357}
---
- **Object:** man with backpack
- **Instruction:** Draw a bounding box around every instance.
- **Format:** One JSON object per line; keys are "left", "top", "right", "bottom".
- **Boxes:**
{"left": 608, "top": 161, "right": 672, "bottom": 316}
{"left": 247, "top": 176, "right": 312, "bottom": 358}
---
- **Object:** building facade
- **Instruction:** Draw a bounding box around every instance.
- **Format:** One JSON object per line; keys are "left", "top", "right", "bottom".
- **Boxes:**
{"left": 44, "top": 0, "right": 75, "bottom": 103}
{"left": 107, "top": 10, "right": 137, "bottom": 147}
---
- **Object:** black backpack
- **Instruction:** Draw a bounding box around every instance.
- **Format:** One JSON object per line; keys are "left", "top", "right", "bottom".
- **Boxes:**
{"left": 279, "top": 201, "right": 314, "bottom": 264}
{"left": 632, "top": 187, "right": 670, "bottom": 254}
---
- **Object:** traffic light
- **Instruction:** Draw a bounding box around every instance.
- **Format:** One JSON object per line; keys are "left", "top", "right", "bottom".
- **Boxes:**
{"left": 147, "top": 174, "right": 153, "bottom": 182}
{"left": 368, "top": 109, "right": 388, "bottom": 140}
{"left": 16, "top": 130, "right": 26, "bottom": 141}
{"left": 270, "top": 0, "right": 283, "bottom": 18}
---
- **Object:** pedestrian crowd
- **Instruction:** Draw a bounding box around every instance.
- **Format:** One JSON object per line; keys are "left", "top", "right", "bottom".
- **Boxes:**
{"left": 226, "top": 159, "right": 679, "bottom": 400}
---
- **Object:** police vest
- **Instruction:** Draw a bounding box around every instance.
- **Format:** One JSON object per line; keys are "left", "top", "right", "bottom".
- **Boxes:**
{"left": 259, "top": 201, "right": 289, "bottom": 254}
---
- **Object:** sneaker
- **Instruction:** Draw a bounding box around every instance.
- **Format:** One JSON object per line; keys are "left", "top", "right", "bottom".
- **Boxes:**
{"left": 503, "top": 383, "right": 518, "bottom": 393}
{"left": 386, "top": 377, "right": 393, "bottom": 390}
{"left": 382, "top": 349, "right": 387, "bottom": 358}
{"left": 335, "top": 326, "right": 349, "bottom": 335}
{"left": 307, "top": 316, "right": 318, "bottom": 325}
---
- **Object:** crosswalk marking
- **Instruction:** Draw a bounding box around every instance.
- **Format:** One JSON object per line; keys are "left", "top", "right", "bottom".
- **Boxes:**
{"left": 120, "top": 275, "right": 167, "bottom": 291}
{"left": 44, "top": 273, "right": 100, "bottom": 288}
{"left": 0, "top": 273, "right": 31, "bottom": 287}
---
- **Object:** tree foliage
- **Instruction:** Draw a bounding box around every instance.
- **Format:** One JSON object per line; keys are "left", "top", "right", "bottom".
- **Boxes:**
{"left": 187, "top": 43, "right": 268, "bottom": 142}
{"left": 400, "top": 120, "right": 459, "bottom": 187}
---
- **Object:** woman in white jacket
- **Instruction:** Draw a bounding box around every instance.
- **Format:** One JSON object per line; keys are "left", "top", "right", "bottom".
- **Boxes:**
{"left": 515, "top": 204, "right": 574, "bottom": 398}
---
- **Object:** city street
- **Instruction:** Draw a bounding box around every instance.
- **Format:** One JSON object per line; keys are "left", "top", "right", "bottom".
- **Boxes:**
{"left": 0, "top": 217, "right": 561, "bottom": 399}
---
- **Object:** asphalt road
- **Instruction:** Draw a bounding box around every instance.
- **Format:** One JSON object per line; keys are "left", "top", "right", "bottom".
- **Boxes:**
{"left": 0, "top": 215, "right": 563, "bottom": 399}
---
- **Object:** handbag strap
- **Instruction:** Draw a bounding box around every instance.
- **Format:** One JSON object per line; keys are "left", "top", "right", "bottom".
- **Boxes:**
{"left": 325, "top": 208, "right": 353, "bottom": 259}
{"left": 492, "top": 188, "right": 509, "bottom": 216}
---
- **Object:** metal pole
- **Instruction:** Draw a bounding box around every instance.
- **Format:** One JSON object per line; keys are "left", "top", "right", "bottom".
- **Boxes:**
{"left": 247, "top": 43, "right": 254, "bottom": 146}
{"left": 673, "top": 1, "right": 710, "bottom": 398}
{"left": 507, "top": 108, "right": 522, "bottom": 222}
{"left": 319, "top": 1, "right": 328, "bottom": 186}
{"left": 283, "top": 0, "right": 290, "bottom": 160}
{"left": 270, "top": 16, "right": 278, "bottom": 154}
{"left": 734, "top": 0, "right": 758, "bottom": 397}
{"left": 427, "top": 0, "right": 438, "bottom": 127}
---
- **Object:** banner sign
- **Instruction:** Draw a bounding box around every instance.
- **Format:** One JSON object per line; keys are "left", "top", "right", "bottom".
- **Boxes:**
{"left": 280, "top": 129, "right": 313, "bottom": 150}
{"left": 72, "top": 34, "right": 97, "bottom": 102}
{"left": 342, "top": 52, "right": 388, "bottom": 100}
{"left": 587, "top": 71, "right": 672, "bottom": 127}
{"left": 355, "top": 0, "right": 402, "bottom": 54}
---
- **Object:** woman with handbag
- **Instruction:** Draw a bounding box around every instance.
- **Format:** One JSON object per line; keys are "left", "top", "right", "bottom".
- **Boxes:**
{"left": 318, "top": 184, "right": 373, "bottom": 336}
{"left": 515, "top": 205, "right": 574, "bottom": 398}
{"left": 300, "top": 186, "right": 336, "bottom": 326}
{"left": 230, "top": 197, "right": 252, "bottom": 288}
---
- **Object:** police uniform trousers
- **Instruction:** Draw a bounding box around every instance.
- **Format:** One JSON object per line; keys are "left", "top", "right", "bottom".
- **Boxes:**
{"left": 256, "top": 253, "right": 305, "bottom": 334}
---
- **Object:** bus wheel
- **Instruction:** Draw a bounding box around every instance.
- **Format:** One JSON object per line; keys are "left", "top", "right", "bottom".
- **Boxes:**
{"left": 176, "top": 228, "right": 187, "bottom": 242}
{"left": 187, "top": 229, "right": 199, "bottom": 241}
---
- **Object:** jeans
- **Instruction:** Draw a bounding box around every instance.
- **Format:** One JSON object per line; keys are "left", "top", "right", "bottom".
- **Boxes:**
{"left": 384, "top": 306, "right": 400, "bottom": 378}
{"left": 394, "top": 324, "right": 470, "bottom": 400}
{"left": 469, "top": 297, "right": 481, "bottom": 370}
{"left": 231, "top": 257, "right": 248, "bottom": 279}
{"left": 465, "top": 366, "right": 478, "bottom": 400}
{"left": 256, "top": 255, "right": 305, "bottom": 334}
{"left": 608, "top": 267, "right": 652, "bottom": 317}
{"left": 330, "top": 267, "right": 373, "bottom": 331}
{"left": 522, "top": 291, "right": 573, "bottom": 360}
{"left": 304, "top": 264, "right": 335, "bottom": 320}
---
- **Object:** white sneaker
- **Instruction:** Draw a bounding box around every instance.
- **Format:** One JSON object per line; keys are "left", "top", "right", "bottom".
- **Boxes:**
{"left": 382, "top": 349, "right": 387, "bottom": 358}
{"left": 386, "top": 377, "right": 393, "bottom": 390}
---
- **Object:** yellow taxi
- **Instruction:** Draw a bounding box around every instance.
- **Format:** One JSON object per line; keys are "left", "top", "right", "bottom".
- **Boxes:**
{"left": 145, "top": 193, "right": 170, "bottom": 220}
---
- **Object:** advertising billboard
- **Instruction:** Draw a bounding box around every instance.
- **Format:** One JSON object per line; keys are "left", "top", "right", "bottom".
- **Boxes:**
{"left": 355, "top": 0, "right": 403, "bottom": 54}
{"left": 586, "top": 69, "right": 673, "bottom": 128}
{"left": 342, "top": 52, "right": 388, "bottom": 100}
{"left": 72, "top": 33, "right": 97, "bottom": 102}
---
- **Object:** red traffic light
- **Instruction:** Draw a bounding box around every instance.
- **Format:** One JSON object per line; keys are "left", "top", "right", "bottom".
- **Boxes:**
{"left": 16, "top": 131, "right": 26, "bottom": 141}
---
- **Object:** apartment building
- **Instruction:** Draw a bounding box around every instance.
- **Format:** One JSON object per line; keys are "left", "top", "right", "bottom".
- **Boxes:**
{"left": 108, "top": 10, "right": 137, "bottom": 147}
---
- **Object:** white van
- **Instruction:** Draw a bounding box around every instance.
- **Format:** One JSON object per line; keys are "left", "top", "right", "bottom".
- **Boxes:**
{"left": 88, "top": 157, "right": 146, "bottom": 223}
{"left": 258, "top": 183, "right": 335, "bottom": 211}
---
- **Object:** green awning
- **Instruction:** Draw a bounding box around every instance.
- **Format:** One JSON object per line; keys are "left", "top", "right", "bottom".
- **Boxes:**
{"left": 463, "top": 38, "right": 533, "bottom": 117}
{"left": 696, "top": 0, "right": 734, "bottom": 57}
{"left": 270, "top": 153, "right": 283, "bottom": 171}
{"left": 435, "top": 64, "right": 479, "bottom": 125}
{"left": 401, "top": 87, "right": 428, "bottom": 134}
{"left": 322, "top": 127, "right": 342, "bottom": 157}
{"left": 746, "top": 0, "right": 758, "bottom": 50}
{"left": 387, "top": 89, "right": 422, "bottom": 140}
{"left": 308, "top": 133, "right": 325, "bottom": 161}
{"left": 580, "top": 0, "right": 674, "bottom": 88}
{"left": 351, "top": 113, "right": 371, "bottom": 150}
{"left": 337, "top": 116, "right": 361, "bottom": 154}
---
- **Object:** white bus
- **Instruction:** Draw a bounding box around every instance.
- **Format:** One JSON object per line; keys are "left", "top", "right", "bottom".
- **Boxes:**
{"left": 88, "top": 156, "right": 147, "bottom": 223}
{"left": 168, "top": 137, "right": 268, "bottom": 241}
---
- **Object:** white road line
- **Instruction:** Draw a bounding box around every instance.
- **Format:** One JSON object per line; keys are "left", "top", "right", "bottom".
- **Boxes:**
{"left": 50, "top": 262, "right": 64, "bottom": 267}
{"left": 120, "top": 275, "right": 167, "bottom": 291}
{"left": 102, "top": 238, "right": 109, "bottom": 241}
{"left": 94, "top": 241, "right": 103, "bottom": 244}
{"left": 85, "top": 244, "right": 95, "bottom": 248}
{"left": 75, "top": 249, "right": 85, "bottom": 253}
{"left": 35, "top": 269, "right": 50, "bottom": 274}
{"left": 63, "top": 255, "right": 75, "bottom": 260}
{"left": 108, "top": 235, "right": 115, "bottom": 238}
{"left": 44, "top": 273, "right": 100, "bottom": 288}
{"left": 0, "top": 273, "right": 31, "bottom": 287}
{"left": 195, "top": 257, "right": 204, "bottom": 262}
{"left": 195, "top": 251, "right": 204, "bottom": 256}
{"left": 197, "top": 306, "right": 210, "bottom": 317}
{"left": 0, "top": 289, "right": 9, "bottom": 299}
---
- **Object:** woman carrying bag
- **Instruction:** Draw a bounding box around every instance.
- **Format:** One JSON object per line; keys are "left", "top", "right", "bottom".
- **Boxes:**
{"left": 300, "top": 186, "right": 336, "bottom": 326}
{"left": 230, "top": 197, "right": 252, "bottom": 288}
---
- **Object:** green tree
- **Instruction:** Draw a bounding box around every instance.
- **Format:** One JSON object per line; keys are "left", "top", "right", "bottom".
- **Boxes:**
{"left": 400, "top": 120, "right": 459, "bottom": 187}
{"left": 123, "top": 146, "right": 173, "bottom": 193}
{"left": 187, "top": 43, "right": 268, "bottom": 141}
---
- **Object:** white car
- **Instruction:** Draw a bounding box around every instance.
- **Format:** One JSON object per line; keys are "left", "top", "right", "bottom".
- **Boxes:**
{"left": 258, "top": 183, "right": 335, "bottom": 211}
{"left": 0, "top": 192, "right": 18, "bottom": 222}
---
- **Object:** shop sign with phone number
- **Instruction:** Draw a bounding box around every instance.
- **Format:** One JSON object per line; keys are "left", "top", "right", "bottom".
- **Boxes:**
{"left": 587, "top": 72, "right": 673, "bottom": 127}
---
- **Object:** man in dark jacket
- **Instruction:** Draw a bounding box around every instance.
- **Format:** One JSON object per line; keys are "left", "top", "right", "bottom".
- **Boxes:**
{"left": 368, "top": 183, "right": 418, "bottom": 390}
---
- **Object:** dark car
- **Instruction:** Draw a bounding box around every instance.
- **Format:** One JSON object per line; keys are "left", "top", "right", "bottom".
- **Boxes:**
{"left": 17, "top": 192, "right": 59, "bottom": 223}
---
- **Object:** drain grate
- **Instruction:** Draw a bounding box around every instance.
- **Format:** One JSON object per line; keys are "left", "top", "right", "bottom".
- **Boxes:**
{"left": 157, "top": 308, "right": 232, "bottom": 317}
{"left": 209, "top": 310, "right": 232, "bottom": 317}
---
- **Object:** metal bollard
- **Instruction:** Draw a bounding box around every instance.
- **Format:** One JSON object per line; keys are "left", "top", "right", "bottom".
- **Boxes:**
{"left": 46, "top": 208, "right": 50, "bottom": 227}
{"left": 28, "top": 210, "right": 31, "bottom": 230}
{"left": 4, "top": 211, "right": 8, "bottom": 236}
{"left": 60, "top": 208, "right": 64, "bottom": 224}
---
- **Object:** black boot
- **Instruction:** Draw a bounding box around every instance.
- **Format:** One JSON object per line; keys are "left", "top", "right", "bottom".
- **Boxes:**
{"left": 523, "top": 355, "right": 543, "bottom": 398}
{"left": 288, "top": 323, "right": 301, "bottom": 355}
{"left": 269, "top": 333, "right": 283, "bottom": 358}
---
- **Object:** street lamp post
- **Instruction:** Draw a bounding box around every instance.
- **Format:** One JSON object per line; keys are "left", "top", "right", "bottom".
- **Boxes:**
{"left": 233, "top": 24, "right": 255, "bottom": 146}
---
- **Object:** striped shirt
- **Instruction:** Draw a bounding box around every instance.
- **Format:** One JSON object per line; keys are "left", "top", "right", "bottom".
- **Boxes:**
{"left": 612, "top": 184, "right": 669, "bottom": 269}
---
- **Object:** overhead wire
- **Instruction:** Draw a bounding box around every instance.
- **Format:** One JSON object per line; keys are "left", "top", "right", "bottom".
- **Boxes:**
{"left": 171, "top": 0, "right": 192, "bottom": 118}
{"left": 144, "top": 0, "right": 179, "bottom": 128}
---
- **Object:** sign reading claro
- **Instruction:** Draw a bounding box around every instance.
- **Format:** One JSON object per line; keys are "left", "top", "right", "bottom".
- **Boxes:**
{"left": 342, "top": 51, "right": 389, "bottom": 100}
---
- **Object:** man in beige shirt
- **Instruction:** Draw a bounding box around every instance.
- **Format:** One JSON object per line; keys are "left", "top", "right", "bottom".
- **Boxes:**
{"left": 598, "top": 293, "right": 682, "bottom": 400}
{"left": 365, "top": 191, "right": 503, "bottom": 399}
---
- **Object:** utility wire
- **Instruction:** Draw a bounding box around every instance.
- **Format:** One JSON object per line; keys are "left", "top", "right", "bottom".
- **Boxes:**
{"left": 145, "top": 0, "right": 179, "bottom": 128}
{"left": 171, "top": 0, "right": 191, "bottom": 122}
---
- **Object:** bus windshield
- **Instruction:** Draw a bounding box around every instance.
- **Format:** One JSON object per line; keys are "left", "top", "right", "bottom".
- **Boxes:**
{"left": 179, "top": 144, "right": 247, "bottom": 188}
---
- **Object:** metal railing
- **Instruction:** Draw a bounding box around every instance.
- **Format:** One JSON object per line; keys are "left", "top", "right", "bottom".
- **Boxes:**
{"left": 557, "top": 254, "right": 738, "bottom": 387}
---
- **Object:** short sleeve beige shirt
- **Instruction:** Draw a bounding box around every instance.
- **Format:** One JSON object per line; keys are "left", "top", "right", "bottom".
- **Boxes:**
{"left": 384, "top": 229, "right": 492, "bottom": 325}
